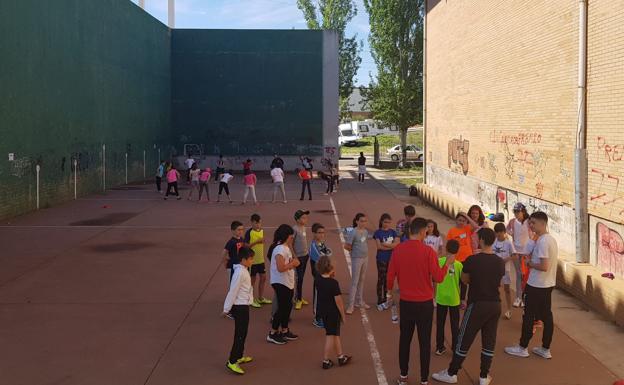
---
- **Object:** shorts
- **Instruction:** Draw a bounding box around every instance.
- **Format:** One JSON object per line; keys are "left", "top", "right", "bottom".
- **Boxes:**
{"left": 358, "top": 165, "right": 366, "bottom": 174}
{"left": 501, "top": 270, "right": 511, "bottom": 285}
{"left": 191, "top": 180, "right": 199, "bottom": 186}
{"left": 322, "top": 313, "right": 341, "bottom": 336}
{"left": 250, "top": 263, "right": 266, "bottom": 277}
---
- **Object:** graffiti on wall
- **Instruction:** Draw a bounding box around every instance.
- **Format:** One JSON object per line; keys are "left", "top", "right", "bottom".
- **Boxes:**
{"left": 597, "top": 136, "right": 623, "bottom": 163}
{"left": 489, "top": 130, "right": 542, "bottom": 146}
{"left": 591, "top": 136, "right": 624, "bottom": 220}
{"left": 596, "top": 222, "right": 624, "bottom": 278}
{"left": 448, "top": 136, "right": 469, "bottom": 175}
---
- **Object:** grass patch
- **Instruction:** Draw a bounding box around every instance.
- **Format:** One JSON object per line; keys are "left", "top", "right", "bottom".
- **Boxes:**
{"left": 397, "top": 177, "right": 423, "bottom": 188}
{"left": 340, "top": 132, "right": 423, "bottom": 156}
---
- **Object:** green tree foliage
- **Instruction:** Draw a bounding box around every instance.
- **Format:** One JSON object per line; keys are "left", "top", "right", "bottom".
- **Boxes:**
{"left": 363, "top": 0, "right": 423, "bottom": 166}
{"left": 297, "top": 0, "right": 362, "bottom": 120}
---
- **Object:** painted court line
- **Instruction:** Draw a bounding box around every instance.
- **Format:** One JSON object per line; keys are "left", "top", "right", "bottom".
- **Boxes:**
{"left": 329, "top": 197, "right": 388, "bottom": 385}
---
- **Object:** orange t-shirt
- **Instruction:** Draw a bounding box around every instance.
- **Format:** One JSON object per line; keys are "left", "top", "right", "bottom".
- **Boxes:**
{"left": 446, "top": 225, "right": 473, "bottom": 262}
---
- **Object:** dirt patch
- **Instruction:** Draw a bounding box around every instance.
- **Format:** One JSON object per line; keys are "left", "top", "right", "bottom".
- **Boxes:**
{"left": 70, "top": 212, "right": 137, "bottom": 226}
{"left": 313, "top": 209, "right": 334, "bottom": 214}
{"left": 89, "top": 242, "right": 154, "bottom": 253}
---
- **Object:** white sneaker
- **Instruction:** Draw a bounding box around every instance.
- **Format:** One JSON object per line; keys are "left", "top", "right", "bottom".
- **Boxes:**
{"left": 479, "top": 375, "right": 492, "bottom": 385}
{"left": 512, "top": 298, "right": 522, "bottom": 308}
{"left": 432, "top": 369, "right": 458, "bottom": 384}
{"left": 532, "top": 346, "right": 552, "bottom": 359}
{"left": 505, "top": 345, "right": 529, "bottom": 358}
{"left": 377, "top": 304, "right": 385, "bottom": 311}
{"left": 360, "top": 303, "right": 371, "bottom": 310}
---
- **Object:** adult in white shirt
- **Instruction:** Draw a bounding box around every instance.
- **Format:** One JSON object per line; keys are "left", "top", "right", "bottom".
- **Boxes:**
{"left": 505, "top": 211, "right": 558, "bottom": 360}
{"left": 271, "top": 167, "right": 287, "bottom": 204}
{"left": 267, "top": 225, "right": 300, "bottom": 345}
{"left": 506, "top": 202, "right": 531, "bottom": 307}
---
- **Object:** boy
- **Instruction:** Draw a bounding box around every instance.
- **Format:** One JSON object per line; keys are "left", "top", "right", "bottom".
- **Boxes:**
{"left": 222, "top": 221, "right": 245, "bottom": 283}
{"left": 446, "top": 213, "right": 473, "bottom": 308}
{"left": 299, "top": 168, "right": 313, "bottom": 201}
{"left": 310, "top": 223, "right": 333, "bottom": 327}
{"left": 396, "top": 205, "right": 416, "bottom": 242}
{"left": 293, "top": 209, "right": 311, "bottom": 310}
{"left": 271, "top": 166, "right": 287, "bottom": 203}
{"left": 432, "top": 228, "right": 505, "bottom": 385}
{"left": 493, "top": 222, "right": 516, "bottom": 320}
{"left": 185, "top": 154, "right": 195, "bottom": 182}
{"left": 218, "top": 170, "right": 234, "bottom": 203}
{"left": 244, "top": 214, "right": 271, "bottom": 307}
{"left": 357, "top": 152, "right": 366, "bottom": 183}
{"left": 155, "top": 160, "right": 165, "bottom": 193}
{"left": 435, "top": 240, "right": 464, "bottom": 356}
{"left": 315, "top": 255, "right": 351, "bottom": 369}
{"left": 223, "top": 246, "right": 255, "bottom": 375}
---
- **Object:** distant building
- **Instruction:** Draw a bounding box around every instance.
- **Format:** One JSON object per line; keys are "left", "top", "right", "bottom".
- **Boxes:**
{"left": 345, "top": 87, "right": 372, "bottom": 121}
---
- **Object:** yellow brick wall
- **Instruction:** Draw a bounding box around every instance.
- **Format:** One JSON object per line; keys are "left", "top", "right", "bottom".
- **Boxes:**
{"left": 425, "top": 0, "right": 578, "bottom": 205}
{"left": 587, "top": 0, "right": 624, "bottom": 224}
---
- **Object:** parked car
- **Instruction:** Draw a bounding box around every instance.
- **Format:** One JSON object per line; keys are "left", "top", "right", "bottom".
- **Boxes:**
{"left": 386, "top": 144, "right": 423, "bottom": 161}
{"left": 338, "top": 124, "right": 362, "bottom": 146}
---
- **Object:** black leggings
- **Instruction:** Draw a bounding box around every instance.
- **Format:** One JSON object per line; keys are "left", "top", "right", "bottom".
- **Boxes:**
{"left": 300, "top": 180, "right": 312, "bottom": 200}
{"left": 272, "top": 283, "right": 294, "bottom": 330}
{"left": 198, "top": 182, "right": 210, "bottom": 200}
{"left": 325, "top": 178, "right": 334, "bottom": 193}
{"left": 436, "top": 304, "right": 460, "bottom": 351}
{"left": 228, "top": 305, "right": 249, "bottom": 363}
{"left": 165, "top": 181, "right": 179, "bottom": 196}
{"left": 448, "top": 301, "right": 501, "bottom": 379}
{"left": 295, "top": 255, "right": 310, "bottom": 301}
{"left": 399, "top": 300, "right": 434, "bottom": 382}
{"left": 218, "top": 182, "right": 230, "bottom": 196}
{"left": 520, "top": 285, "right": 554, "bottom": 349}
{"left": 156, "top": 176, "right": 162, "bottom": 192}
{"left": 376, "top": 260, "right": 389, "bottom": 305}
{"left": 310, "top": 259, "right": 320, "bottom": 319}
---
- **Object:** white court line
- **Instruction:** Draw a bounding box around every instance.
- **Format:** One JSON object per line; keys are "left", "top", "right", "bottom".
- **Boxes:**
{"left": 329, "top": 197, "right": 388, "bottom": 385}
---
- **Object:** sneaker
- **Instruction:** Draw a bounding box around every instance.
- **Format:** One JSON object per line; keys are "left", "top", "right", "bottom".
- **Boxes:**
{"left": 301, "top": 298, "right": 309, "bottom": 305}
{"left": 258, "top": 297, "right": 272, "bottom": 304}
{"left": 226, "top": 361, "right": 245, "bottom": 375}
{"left": 312, "top": 318, "right": 325, "bottom": 328}
{"left": 532, "top": 346, "right": 552, "bottom": 359}
{"left": 267, "top": 333, "right": 287, "bottom": 345}
{"left": 431, "top": 369, "right": 458, "bottom": 383}
{"left": 397, "top": 375, "right": 409, "bottom": 385}
{"left": 512, "top": 298, "right": 522, "bottom": 308}
{"left": 346, "top": 307, "right": 354, "bottom": 315}
{"left": 322, "top": 359, "right": 334, "bottom": 369}
{"left": 295, "top": 300, "right": 303, "bottom": 310}
{"left": 236, "top": 356, "right": 253, "bottom": 364}
{"left": 504, "top": 310, "right": 512, "bottom": 320}
{"left": 504, "top": 345, "right": 529, "bottom": 358}
{"left": 251, "top": 299, "right": 261, "bottom": 308}
{"left": 479, "top": 375, "right": 492, "bottom": 385}
{"left": 176, "top": 196, "right": 182, "bottom": 200}
{"left": 338, "top": 355, "right": 352, "bottom": 366}
{"left": 282, "top": 331, "right": 299, "bottom": 341}
{"left": 377, "top": 304, "right": 385, "bottom": 312}
{"left": 225, "top": 312, "right": 234, "bottom": 320}
{"left": 360, "top": 303, "right": 371, "bottom": 310}
{"left": 435, "top": 347, "right": 447, "bottom": 356}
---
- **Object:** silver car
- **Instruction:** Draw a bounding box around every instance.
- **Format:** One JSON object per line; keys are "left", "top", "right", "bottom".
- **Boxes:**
{"left": 386, "top": 144, "right": 423, "bottom": 161}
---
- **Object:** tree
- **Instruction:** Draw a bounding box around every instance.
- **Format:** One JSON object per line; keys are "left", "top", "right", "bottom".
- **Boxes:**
{"left": 297, "top": 0, "right": 362, "bottom": 120}
{"left": 363, "top": 0, "right": 423, "bottom": 167}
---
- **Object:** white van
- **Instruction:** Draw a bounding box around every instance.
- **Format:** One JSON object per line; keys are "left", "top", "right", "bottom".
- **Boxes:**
{"left": 350, "top": 120, "right": 399, "bottom": 137}
{"left": 338, "top": 123, "right": 361, "bottom": 146}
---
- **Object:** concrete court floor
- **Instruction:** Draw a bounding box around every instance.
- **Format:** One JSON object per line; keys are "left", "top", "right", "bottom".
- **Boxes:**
{"left": 0, "top": 168, "right": 619, "bottom": 385}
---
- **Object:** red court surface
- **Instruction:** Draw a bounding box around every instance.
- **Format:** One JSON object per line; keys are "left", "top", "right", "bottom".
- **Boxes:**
{"left": 0, "top": 169, "right": 618, "bottom": 385}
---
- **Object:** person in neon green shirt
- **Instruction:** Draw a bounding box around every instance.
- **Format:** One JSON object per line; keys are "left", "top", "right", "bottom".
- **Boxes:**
{"left": 245, "top": 214, "right": 272, "bottom": 308}
{"left": 435, "top": 239, "right": 464, "bottom": 356}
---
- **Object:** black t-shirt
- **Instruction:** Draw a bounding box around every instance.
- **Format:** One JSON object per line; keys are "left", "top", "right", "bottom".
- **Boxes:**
{"left": 315, "top": 276, "right": 342, "bottom": 317}
{"left": 462, "top": 252, "right": 505, "bottom": 303}
{"left": 358, "top": 156, "right": 366, "bottom": 165}
{"left": 224, "top": 237, "right": 244, "bottom": 269}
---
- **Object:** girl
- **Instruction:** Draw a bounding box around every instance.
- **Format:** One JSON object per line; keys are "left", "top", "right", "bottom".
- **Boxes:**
{"left": 506, "top": 202, "right": 531, "bottom": 307}
{"left": 446, "top": 213, "right": 473, "bottom": 308}
{"left": 466, "top": 204, "right": 489, "bottom": 253}
{"left": 215, "top": 154, "right": 225, "bottom": 183}
{"left": 218, "top": 170, "right": 234, "bottom": 203}
{"left": 198, "top": 167, "right": 211, "bottom": 202}
{"left": 267, "top": 224, "right": 300, "bottom": 345}
{"left": 242, "top": 172, "right": 258, "bottom": 205}
{"left": 187, "top": 163, "right": 201, "bottom": 200}
{"left": 315, "top": 255, "right": 352, "bottom": 369}
{"left": 373, "top": 213, "right": 399, "bottom": 311}
{"left": 344, "top": 213, "right": 371, "bottom": 314}
{"left": 425, "top": 219, "right": 445, "bottom": 255}
{"left": 164, "top": 166, "right": 181, "bottom": 200}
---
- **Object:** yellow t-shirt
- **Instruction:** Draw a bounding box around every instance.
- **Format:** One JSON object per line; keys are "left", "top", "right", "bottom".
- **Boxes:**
{"left": 246, "top": 229, "right": 264, "bottom": 265}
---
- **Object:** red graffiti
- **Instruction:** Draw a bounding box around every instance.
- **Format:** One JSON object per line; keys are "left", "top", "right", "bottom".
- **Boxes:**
{"left": 516, "top": 149, "right": 534, "bottom": 166}
{"left": 535, "top": 182, "right": 544, "bottom": 198}
{"left": 490, "top": 130, "right": 542, "bottom": 145}
{"left": 597, "top": 137, "right": 624, "bottom": 162}
{"left": 448, "top": 137, "right": 470, "bottom": 175}
{"left": 596, "top": 222, "right": 624, "bottom": 278}
{"left": 590, "top": 168, "right": 623, "bottom": 206}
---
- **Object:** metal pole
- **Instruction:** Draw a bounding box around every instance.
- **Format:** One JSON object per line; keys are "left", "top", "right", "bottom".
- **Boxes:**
{"left": 125, "top": 153, "right": 128, "bottom": 185}
{"left": 36, "top": 164, "right": 40, "bottom": 210}
{"left": 73, "top": 159, "right": 78, "bottom": 200}
{"left": 143, "top": 150, "right": 146, "bottom": 180}
{"left": 102, "top": 144, "right": 106, "bottom": 192}
{"left": 422, "top": 0, "right": 428, "bottom": 184}
{"left": 168, "top": 0, "right": 175, "bottom": 28}
{"left": 574, "top": 0, "right": 589, "bottom": 264}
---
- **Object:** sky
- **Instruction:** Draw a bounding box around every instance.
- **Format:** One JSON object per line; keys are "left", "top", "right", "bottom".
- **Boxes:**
{"left": 129, "top": 0, "right": 375, "bottom": 86}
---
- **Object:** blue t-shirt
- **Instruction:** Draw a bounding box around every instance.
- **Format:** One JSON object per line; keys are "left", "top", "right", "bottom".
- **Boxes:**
{"left": 373, "top": 229, "right": 397, "bottom": 262}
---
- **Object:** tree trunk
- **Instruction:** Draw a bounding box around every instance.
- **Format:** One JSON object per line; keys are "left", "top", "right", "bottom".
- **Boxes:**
{"left": 400, "top": 127, "right": 408, "bottom": 168}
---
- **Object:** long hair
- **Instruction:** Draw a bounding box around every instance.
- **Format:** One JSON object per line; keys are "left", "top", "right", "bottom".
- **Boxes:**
{"left": 517, "top": 207, "right": 530, "bottom": 223}
{"left": 352, "top": 213, "right": 366, "bottom": 228}
{"left": 426, "top": 219, "right": 440, "bottom": 237}
{"left": 468, "top": 204, "right": 486, "bottom": 226}
{"left": 267, "top": 224, "right": 294, "bottom": 261}
{"left": 379, "top": 213, "right": 392, "bottom": 229}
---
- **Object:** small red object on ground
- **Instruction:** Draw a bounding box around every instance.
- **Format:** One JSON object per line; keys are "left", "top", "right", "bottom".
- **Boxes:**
{"left": 601, "top": 272, "right": 615, "bottom": 280}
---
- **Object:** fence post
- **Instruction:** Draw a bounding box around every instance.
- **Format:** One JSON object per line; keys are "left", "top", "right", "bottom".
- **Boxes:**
{"left": 73, "top": 159, "right": 78, "bottom": 200}
{"left": 373, "top": 136, "right": 380, "bottom": 166}
{"left": 125, "top": 153, "right": 128, "bottom": 184}
{"left": 36, "top": 164, "right": 41, "bottom": 209}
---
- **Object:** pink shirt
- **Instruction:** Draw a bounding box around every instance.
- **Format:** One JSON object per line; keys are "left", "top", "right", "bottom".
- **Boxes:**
{"left": 166, "top": 169, "right": 178, "bottom": 183}
{"left": 244, "top": 174, "right": 257, "bottom": 186}
{"left": 200, "top": 171, "right": 211, "bottom": 182}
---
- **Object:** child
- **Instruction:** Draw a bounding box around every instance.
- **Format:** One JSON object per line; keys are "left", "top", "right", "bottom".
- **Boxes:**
{"left": 242, "top": 172, "right": 258, "bottom": 205}
{"left": 344, "top": 213, "right": 371, "bottom": 314}
{"left": 435, "top": 240, "right": 463, "bottom": 356}
{"left": 494, "top": 222, "right": 516, "bottom": 319}
{"left": 310, "top": 223, "right": 333, "bottom": 327}
{"left": 242, "top": 158, "right": 253, "bottom": 175}
{"left": 222, "top": 221, "right": 245, "bottom": 284}
{"left": 425, "top": 219, "right": 445, "bottom": 255}
{"left": 373, "top": 213, "right": 399, "bottom": 311}
{"left": 315, "top": 255, "right": 352, "bottom": 369}
{"left": 271, "top": 166, "right": 287, "bottom": 203}
{"left": 198, "top": 167, "right": 211, "bottom": 202}
{"left": 164, "top": 166, "right": 181, "bottom": 200}
{"left": 299, "top": 168, "right": 313, "bottom": 201}
{"left": 357, "top": 152, "right": 366, "bottom": 183}
{"left": 188, "top": 163, "right": 201, "bottom": 200}
{"left": 218, "top": 170, "right": 234, "bottom": 203}
{"left": 223, "top": 246, "right": 255, "bottom": 375}
{"left": 319, "top": 170, "right": 334, "bottom": 195}
{"left": 155, "top": 160, "right": 165, "bottom": 194}
{"left": 215, "top": 154, "right": 225, "bottom": 182}
{"left": 506, "top": 202, "right": 531, "bottom": 307}
{"left": 184, "top": 154, "right": 195, "bottom": 182}
{"left": 293, "top": 209, "right": 311, "bottom": 310}
{"left": 466, "top": 205, "right": 489, "bottom": 253}
{"left": 245, "top": 214, "right": 270, "bottom": 307}
{"left": 396, "top": 205, "right": 416, "bottom": 242}
{"left": 446, "top": 213, "right": 473, "bottom": 308}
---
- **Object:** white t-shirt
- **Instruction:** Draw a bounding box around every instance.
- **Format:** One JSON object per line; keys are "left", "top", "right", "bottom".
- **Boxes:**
{"left": 185, "top": 158, "right": 195, "bottom": 169}
{"left": 424, "top": 235, "right": 443, "bottom": 254}
{"left": 271, "top": 168, "right": 284, "bottom": 183}
{"left": 510, "top": 219, "right": 530, "bottom": 254}
{"left": 527, "top": 233, "right": 558, "bottom": 288}
{"left": 493, "top": 238, "right": 515, "bottom": 272}
{"left": 270, "top": 244, "right": 295, "bottom": 289}
{"left": 220, "top": 173, "right": 233, "bottom": 184}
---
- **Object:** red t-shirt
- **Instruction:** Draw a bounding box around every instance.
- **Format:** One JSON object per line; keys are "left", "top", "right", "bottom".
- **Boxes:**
{"left": 299, "top": 170, "right": 311, "bottom": 180}
{"left": 387, "top": 239, "right": 449, "bottom": 302}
